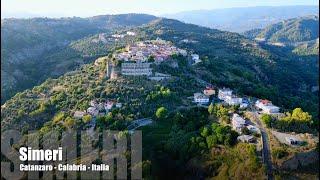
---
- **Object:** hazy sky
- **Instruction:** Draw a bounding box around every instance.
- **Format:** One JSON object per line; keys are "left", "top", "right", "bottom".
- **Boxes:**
{"left": 1, "top": 0, "right": 319, "bottom": 18}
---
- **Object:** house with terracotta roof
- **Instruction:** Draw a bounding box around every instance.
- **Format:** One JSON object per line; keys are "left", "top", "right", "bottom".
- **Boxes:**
{"left": 203, "top": 87, "right": 215, "bottom": 96}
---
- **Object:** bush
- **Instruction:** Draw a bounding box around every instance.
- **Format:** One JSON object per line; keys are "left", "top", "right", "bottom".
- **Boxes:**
{"left": 155, "top": 107, "right": 168, "bottom": 120}
{"left": 82, "top": 114, "right": 92, "bottom": 123}
{"left": 272, "top": 148, "right": 288, "bottom": 159}
{"left": 52, "top": 112, "right": 65, "bottom": 124}
{"left": 261, "top": 114, "right": 272, "bottom": 128}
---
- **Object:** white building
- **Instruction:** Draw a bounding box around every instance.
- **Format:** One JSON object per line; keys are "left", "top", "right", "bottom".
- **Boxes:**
{"left": 218, "top": 88, "right": 233, "bottom": 101}
{"left": 255, "top": 99, "right": 280, "bottom": 114}
{"left": 240, "top": 103, "right": 249, "bottom": 109}
{"left": 116, "top": 103, "right": 122, "bottom": 108}
{"left": 178, "top": 49, "right": 188, "bottom": 56}
{"left": 121, "top": 62, "right": 152, "bottom": 76}
{"left": 90, "top": 100, "right": 98, "bottom": 107}
{"left": 194, "top": 93, "right": 210, "bottom": 104}
{"left": 254, "top": 37, "right": 266, "bottom": 42}
{"left": 87, "top": 107, "right": 99, "bottom": 117}
{"left": 104, "top": 101, "right": 114, "bottom": 110}
{"left": 225, "top": 96, "right": 243, "bottom": 106}
{"left": 126, "top": 31, "right": 136, "bottom": 36}
{"left": 232, "top": 114, "right": 246, "bottom": 133}
{"left": 191, "top": 54, "right": 201, "bottom": 64}
{"left": 112, "top": 34, "right": 125, "bottom": 38}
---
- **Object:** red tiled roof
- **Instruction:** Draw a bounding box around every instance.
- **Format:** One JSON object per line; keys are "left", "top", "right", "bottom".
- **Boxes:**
{"left": 261, "top": 99, "right": 270, "bottom": 104}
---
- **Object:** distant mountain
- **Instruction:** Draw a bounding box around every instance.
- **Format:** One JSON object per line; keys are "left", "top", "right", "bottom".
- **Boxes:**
{"left": 243, "top": 15, "right": 319, "bottom": 55}
{"left": 163, "top": 6, "right": 319, "bottom": 32}
{"left": 244, "top": 16, "right": 319, "bottom": 43}
{"left": 1, "top": 14, "right": 157, "bottom": 103}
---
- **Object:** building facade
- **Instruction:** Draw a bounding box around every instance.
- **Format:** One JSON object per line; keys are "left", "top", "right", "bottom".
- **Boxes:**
{"left": 121, "top": 62, "right": 152, "bottom": 76}
{"left": 194, "top": 93, "right": 210, "bottom": 104}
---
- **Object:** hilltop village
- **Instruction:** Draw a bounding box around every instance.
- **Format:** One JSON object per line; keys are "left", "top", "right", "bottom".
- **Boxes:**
{"left": 1, "top": 16, "right": 318, "bottom": 180}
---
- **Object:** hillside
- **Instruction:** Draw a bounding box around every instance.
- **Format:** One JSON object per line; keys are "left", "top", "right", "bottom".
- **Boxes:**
{"left": 2, "top": 18, "right": 318, "bottom": 126}
{"left": 140, "top": 18, "right": 319, "bottom": 115}
{"left": 163, "top": 6, "right": 319, "bottom": 32}
{"left": 293, "top": 38, "right": 319, "bottom": 56}
{"left": 1, "top": 14, "right": 157, "bottom": 103}
{"left": 244, "top": 15, "right": 319, "bottom": 44}
{"left": 1, "top": 18, "right": 319, "bottom": 179}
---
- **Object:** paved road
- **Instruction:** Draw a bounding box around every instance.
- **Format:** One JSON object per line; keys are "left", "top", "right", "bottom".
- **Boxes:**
{"left": 253, "top": 112, "right": 273, "bottom": 180}
{"left": 128, "top": 118, "right": 153, "bottom": 133}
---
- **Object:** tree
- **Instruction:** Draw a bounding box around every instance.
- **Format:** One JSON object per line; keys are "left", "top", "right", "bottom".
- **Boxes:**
{"left": 206, "top": 135, "right": 218, "bottom": 148}
{"left": 200, "top": 127, "right": 210, "bottom": 137}
{"left": 155, "top": 107, "right": 168, "bottom": 119}
{"left": 52, "top": 112, "right": 65, "bottom": 124}
{"left": 64, "top": 117, "right": 75, "bottom": 128}
{"left": 217, "top": 105, "right": 228, "bottom": 118}
{"left": 208, "top": 103, "right": 214, "bottom": 115}
{"left": 148, "top": 55, "right": 155, "bottom": 62}
{"left": 291, "top": 108, "right": 312, "bottom": 122}
{"left": 261, "top": 114, "right": 272, "bottom": 128}
{"left": 220, "top": 115, "right": 230, "bottom": 124}
{"left": 82, "top": 114, "right": 92, "bottom": 123}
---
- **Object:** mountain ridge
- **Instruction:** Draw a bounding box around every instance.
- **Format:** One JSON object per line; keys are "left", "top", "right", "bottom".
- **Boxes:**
{"left": 163, "top": 5, "right": 319, "bottom": 32}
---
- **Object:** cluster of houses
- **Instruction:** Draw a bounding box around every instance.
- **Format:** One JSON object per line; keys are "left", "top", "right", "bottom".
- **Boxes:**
{"left": 193, "top": 86, "right": 215, "bottom": 104}
{"left": 111, "top": 31, "right": 136, "bottom": 39}
{"left": 180, "top": 39, "right": 198, "bottom": 44}
{"left": 116, "top": 38, "right": 187, "bottom": 63}
{"left": 91, "top": 31, "right": 136, "bottom": 44}
{"left": 73, "top": 100, "right": 122, "bottom": 119}
{"left": 116, "top": 38, "right": 203, "bottom": 77}
{"left": 218, "top": 88, "right": 249, "bottom": 108}
{"left": 255, "top": 99, "right": 280, "bottom": 114}
{"left": 193, "top": 86, "right": 280, "bottom": 115}
{"left": 192, "top": 85, "right": 282, "bottom": 144}
{"left": 232, "top": 114, "right": 260, "bottom": 143}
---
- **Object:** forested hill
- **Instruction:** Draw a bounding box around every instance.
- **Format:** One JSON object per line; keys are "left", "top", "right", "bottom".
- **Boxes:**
{"left": 2, "top": 18, "right": 318, "bottom": 132}
{"left": 1, "top": 18, "right": 318, "bottom": 179}
{"left": 1, "top": 14, "right": 157, "bottom": 103}
{"left": 243, "top": 15, "right": 319, "bottom": 44}
{"left": 139, "top": 18, "right": 319, "bottom": 115}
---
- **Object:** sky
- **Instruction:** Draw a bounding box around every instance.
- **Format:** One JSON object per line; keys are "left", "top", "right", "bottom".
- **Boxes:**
{"left": 1, "top": 0, "right": 319, "bottom": 18}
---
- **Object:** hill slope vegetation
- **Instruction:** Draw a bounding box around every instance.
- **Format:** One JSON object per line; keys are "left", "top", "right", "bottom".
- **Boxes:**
{"left": 1, "top": 14, "right": 157, "bottom": 103}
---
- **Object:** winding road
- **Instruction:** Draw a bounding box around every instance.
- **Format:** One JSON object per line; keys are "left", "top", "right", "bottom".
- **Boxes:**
{"left": 253, "top": 112, "right": 273, "bottom": 180}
